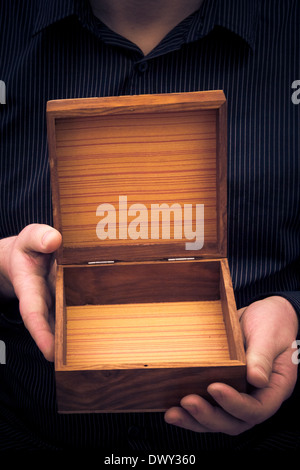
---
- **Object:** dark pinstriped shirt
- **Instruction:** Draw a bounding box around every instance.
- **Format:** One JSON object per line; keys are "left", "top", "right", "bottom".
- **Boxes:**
{"left": 0, "top": 0, "right": 299, "bottom": 451}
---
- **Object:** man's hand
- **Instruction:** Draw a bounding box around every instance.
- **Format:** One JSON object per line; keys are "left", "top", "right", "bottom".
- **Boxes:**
{"left": 164, "top": 296, "right": 299, "bottom": 435}
{"left": 0, "top": 224, "right": 62, "bottom": 362}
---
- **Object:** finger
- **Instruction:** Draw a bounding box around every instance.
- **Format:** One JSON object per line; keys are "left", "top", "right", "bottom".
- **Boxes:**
{"left": 165, "top": 395, "right": 249, "bottom": 435}
{"left": 179, "top": 394, "right": 250, "bottom": 435}
{"left": 207, "top": 383, "right": 270, "bottom": 426}
{"left": 164, "top": 404, "right": 212, "bottom": 433}
{"left": 207, "top": 353, "right": 297, "bottom": 427}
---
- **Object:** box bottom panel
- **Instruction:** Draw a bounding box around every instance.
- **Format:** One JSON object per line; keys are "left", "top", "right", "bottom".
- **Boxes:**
{"left": 65, "top": 300, "right": 230, "bottom": 369}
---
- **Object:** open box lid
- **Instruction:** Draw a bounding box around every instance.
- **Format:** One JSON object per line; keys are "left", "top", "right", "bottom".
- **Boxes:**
{"left": 47, "top": 91, "right": 227, "bottom": 265}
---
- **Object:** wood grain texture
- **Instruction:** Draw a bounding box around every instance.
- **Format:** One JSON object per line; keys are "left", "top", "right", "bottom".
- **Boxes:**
{"left": 55, "top": 265, "right": 66, "bottom": 368}
{"left": 65, "top": 300, "right": 229, "bottom": 370}
{"left": 63, "top": 259, "right": 221, "bottom": 306}
{"left": 55, "top": 364, "right": 246, "bottom": 413}
{"left": 220, "top": 259, "right": 246, "bottom": 363}
{"left": 56, "top": 112, "right": 216, "bottom": 250}
{"left": 47, "top": 90, "right": 226, "bottom": 116}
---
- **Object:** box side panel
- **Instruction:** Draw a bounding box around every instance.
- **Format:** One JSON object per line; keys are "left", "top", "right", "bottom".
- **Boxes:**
{"left": 216, "top": 100, "right": 227, "bottom": 257}
{"left": 220, "top": 259, "right": 246, "bottom": 363}
{"left": 47, "top": 90, "right": 226, "bottom": 117}
{"left": 55, "top": 365, "right": 247, "bottom": 413}
{"left": 63, "top": 259, "right": 221, "bottom": 306}
{"left": 47, "top": 113, "right": 64, "bottom": 263}
{"left": 55, "top": 266, "right": 67, "bottom": 368}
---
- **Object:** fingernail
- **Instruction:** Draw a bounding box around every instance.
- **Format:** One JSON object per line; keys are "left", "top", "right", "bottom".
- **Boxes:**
{"left": 255, "top": 367, "right": 269, "bottom": 386}
{"left": 165, "top": 414, "right": 181, "bottom": 426}
{"left": 207, "top": 384, "right": 222, "bottom": 400}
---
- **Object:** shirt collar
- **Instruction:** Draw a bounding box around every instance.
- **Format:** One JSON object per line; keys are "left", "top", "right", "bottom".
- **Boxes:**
{"left": 31, "top": 0, "right": 261, "bottom": 50}
{"left": 31, "top": 0, "right": 80, "bottom": 36}
{"left": 217, "top": 0, "right": 261, "bottom": 49}
{"left": 195, "top": 0, "right": 261, "bottom": 49}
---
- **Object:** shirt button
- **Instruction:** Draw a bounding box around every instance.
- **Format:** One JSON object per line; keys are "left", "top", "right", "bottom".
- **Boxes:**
{"left": 137, "top": 61, "right": 148, "bottom": 72}
{"left": 127, "top": 425, "right": 141, "bottom": 439}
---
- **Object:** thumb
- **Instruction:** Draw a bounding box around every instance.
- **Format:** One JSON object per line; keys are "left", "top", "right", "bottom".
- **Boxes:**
{"left": 9, "top": 224, "right": 62, "bottom": 362}
{"left": 17, "top": 223, "right": 62, "bottom": 257}
{"left": 240, "top": 301, "right": 277, "bottom": 389}
{"left": 245, "top": 344, "right": 273, "bottom": 388}
{"left": 240, "top": 297, "right": 298, "bottom": 389}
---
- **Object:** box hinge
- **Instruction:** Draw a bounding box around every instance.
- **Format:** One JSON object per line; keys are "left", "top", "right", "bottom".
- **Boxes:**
{"left": 87, "top": 257, "right": 201, "bottom": 265}
{"left": 87, "top": 260, "right": 115, "bottom": 265}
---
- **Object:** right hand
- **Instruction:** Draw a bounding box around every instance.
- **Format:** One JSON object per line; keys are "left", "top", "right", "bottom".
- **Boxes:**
{"left": 0, "top": 224, "right": 62, "bottom": 361}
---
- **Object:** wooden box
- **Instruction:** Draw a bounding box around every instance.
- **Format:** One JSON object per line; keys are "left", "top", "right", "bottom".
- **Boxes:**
{"left": 47, "top": 91, "right": 246, "bottom": 413}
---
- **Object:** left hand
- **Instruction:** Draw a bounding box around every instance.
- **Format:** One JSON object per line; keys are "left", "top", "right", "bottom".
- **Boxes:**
{"left": 0, "top": 224, "right": 62, "bottom": 361}
{"left": 164, "top": 296, "right": 299, "bottom": 435}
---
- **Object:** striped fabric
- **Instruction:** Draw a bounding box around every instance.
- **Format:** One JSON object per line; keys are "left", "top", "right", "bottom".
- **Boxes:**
{"left": 0, "top": 0, "right": 299, "bottom": 451}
